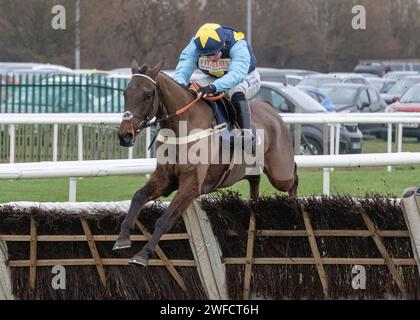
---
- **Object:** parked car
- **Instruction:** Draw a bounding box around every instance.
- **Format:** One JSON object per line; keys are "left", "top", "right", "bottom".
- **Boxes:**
{"left": 328, "top": 73, "right": 370, "bottom": 84}
{"left": 297, "top": 85, "right": 335, "bottom": 112}
{"left": 1, "top": 74, "right": 125, "bottom": 113}
{"left": 283, "top": 75, "right": 303, "bottom": 86}
{"left": 357, "top": 60, "right": 420, "bottom": 72}
{"left": 358, "top": 73, "right": 380, "bottom": 78}
{"left": 384, "top": 83, "right": 420, "bottom": 141}
{"left": 353, "top": 62, "right": 390, "bottom": 77}
{"left": 253, "top": 81, "right": 363, "bottom": 155}
{"left": 0, "top": 63, "right": 75, "bottom": 85}
{"left": 110, "top": 67, "right": 131, "bottom": 75}
{"left": 257, "top": 67, "right": 319, "bottom": 81}
{"left": 320, "top": 83, "right": 387, "bottom": 136}
{"left": 0, "top": 62, "right": 44, "bottom": 74}
{"left": 383, "top": 71, "right": 418, "bottom": 81}
{"left": 381, "top": 76, "right": 420, "bottom": 104}
{"left": 299, "top": 73, "right": 368, "bottom": 88}
{"left": 367, "top": 78, "right": 396, "bottom": 93}
{"left": 73, "top": 69, "right": 111, "bottom": 75}
{"left": 1, "top": 63, "right": 73, "bottom": 75}
{"left": 386, "top": 62, "right": 420, "bottom": 72}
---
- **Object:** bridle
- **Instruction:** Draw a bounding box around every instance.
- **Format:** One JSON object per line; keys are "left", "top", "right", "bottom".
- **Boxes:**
{"left": 121, "top": 72, "right": 224, "bottom": 135}
{"left": 121, "top": 73, "right": 160, "bottom": 135}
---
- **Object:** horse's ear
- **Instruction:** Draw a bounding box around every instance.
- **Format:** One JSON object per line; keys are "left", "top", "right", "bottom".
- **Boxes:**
{"left": 138, "top": 64, "right": 148, "bottom": 74}
{"left": 131, "top": 56, "right": 140, "bottom": 74}
{"left": 150, "top": 58, "right": 165, "bottom": 78}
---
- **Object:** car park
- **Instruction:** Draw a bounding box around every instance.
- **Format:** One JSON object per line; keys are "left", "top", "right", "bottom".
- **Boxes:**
{"left": 1, "top": 74, "right": 124, "bottom": 113}
{"left": 299, "top": 73, "right": 369, "bottom": 88}
{"left": 327, "top": 73, "right": 370, "bottom": 84}
{"left": 367, "top": 78, "right": 396, "bottom": 93}
{"left": 381, "top": 76, "right": 420, "bottom": 104}
{"left": 254, "top": 81, "right": 363, "bottom": 155}
{"left": 0, "top": 62, "right": 44, "bottom": 74}
{"left": 353, "top": 62, "right": 390, "bottom": 77}
{"left": 356, "top": 60, "right": 420, "bottom": 72}
{"left": 297, "top": 85, "right": 335, "bottom": 112}
{"left": 385, "top": 62, "right": 420, "bottom": 72}
{"left": 320, "top": 83, "right": 386, "bottom": 136}
{"left": 383, "top": 71, "right": 418, "bottom": 81}
{"left": 257, "top": 67, "right": 319, "bottom": 82}
{"left": 385, "top": 83, "right": 420, "bottom": 141}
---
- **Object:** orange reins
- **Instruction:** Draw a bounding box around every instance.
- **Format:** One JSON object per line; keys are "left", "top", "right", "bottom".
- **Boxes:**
{"left": 175, "top": 82, "right": 225, "bottom": 116}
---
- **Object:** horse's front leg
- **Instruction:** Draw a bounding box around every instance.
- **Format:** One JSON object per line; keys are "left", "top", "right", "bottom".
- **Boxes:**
{"left": 128, "top": 176, "right": 198, "bottom": 266}
{"left": 113, "top": 168, "right": 176, "bottom": 250}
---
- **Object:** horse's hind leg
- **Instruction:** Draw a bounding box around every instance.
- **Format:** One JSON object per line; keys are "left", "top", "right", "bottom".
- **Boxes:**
{"left": 113, "top": 167, "right": 176, "bottom": 250}
{"left": 264, "top": 162, "right": 298, "bottom": 197}
{"left": 288, "top": 163, "right": 299, "bottom": 197}
{"left": 246, "top": 175, "right": 261, "bottom": 200}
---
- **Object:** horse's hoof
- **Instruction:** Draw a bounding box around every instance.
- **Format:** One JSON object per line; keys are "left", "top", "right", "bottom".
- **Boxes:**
{"left": 112, "top": 238, "right": 131, "bottom": 250}
{"left": 128, "top": 254, "right": 148, "bottom": 267}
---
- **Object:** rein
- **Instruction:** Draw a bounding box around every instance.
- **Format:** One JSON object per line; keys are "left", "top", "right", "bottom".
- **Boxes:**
{"left": 129, "top": 73, "right": 224, "bottom": 129}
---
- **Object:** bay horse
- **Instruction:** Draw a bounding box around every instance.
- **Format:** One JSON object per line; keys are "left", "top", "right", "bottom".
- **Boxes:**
{"left": 114, "top": 57, "right": 298, "bottom": 266}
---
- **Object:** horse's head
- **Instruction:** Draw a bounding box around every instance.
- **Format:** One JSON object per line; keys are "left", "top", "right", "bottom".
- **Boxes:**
{"left": 118, "top": 57, "right": 165, "bottom": 147}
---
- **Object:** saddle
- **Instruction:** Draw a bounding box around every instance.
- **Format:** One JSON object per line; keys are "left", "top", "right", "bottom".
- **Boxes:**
{"left": 189, "top": 82, "right": 239, "bottom": 146}
{"left": 188, "top": 83, "right": 255, "bottom": 192}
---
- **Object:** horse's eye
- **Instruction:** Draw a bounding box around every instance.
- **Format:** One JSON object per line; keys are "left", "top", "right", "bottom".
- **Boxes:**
{"left": 143, "top": 91, "right": 153, "bottom": 100}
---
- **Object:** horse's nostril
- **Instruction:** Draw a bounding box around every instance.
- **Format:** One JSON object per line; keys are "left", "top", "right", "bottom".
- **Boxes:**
{"left": 123, "top": 133, "right": 133, "bottom": 143}
{"left": 122, "top": 132, "right": 133, "bottom": 144}
{"left": 118, "top": 132, "right": 134, "bottom": 146}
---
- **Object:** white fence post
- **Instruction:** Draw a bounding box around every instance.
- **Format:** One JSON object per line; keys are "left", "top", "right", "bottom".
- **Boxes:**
{"left": 397, "top": 123, "right": 403, "bottom": 153}
{"left": 329, "top": 124, "right": 335, "bottom": 173}
{"left": 77, "top": 124, "right": 83, "bottom": 161}
{"left": 8, "top": 124, "right": 15, "bottom": 164}
{"left": 329, "top": 124, "right": 335, "bottom": 156}
{"left": 387, "top": 124, "right": 393, "bottom": 172}
{"left": 323, "top": 168, "right": 330, "bottom": 196}
{"left": 321, "top": 124, "right": 332, "bottom": 195}
{"left": 69, "top": 178, "right": 77, "bottom": 202}
{"left": 53, "top": 124, "right": 58, "bottom": 162}
{"left": 335, "top": 124, "right": 340, "bottom": 155}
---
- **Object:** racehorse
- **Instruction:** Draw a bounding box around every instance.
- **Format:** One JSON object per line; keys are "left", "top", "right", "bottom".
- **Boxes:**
{"left": 114, "top": 57, "right": 298, "bottom": 266}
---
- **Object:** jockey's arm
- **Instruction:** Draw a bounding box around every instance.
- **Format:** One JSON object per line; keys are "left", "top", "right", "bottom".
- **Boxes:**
{"left": 212, "top": 40, "right": 251, "bottom": 93}
{"left": 173, "top": 38, "right": 199, "bottom": 86}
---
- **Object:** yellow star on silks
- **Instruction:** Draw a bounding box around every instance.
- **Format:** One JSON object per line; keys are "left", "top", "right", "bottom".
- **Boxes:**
{"left": 194, "top": 23, "right": 221, "bottom": 48}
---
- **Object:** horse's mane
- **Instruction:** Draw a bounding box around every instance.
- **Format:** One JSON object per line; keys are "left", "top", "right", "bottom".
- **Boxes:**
{"left": 138, "top": 65, "right": 195, "bottom": 98}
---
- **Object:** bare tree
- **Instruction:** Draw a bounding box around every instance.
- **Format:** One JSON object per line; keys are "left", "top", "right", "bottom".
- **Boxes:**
{"left": 1, "top": 0, "right": 419, "bottom": 72}
{"left": 0, "top": 0, "right": 74, "bottom": 65}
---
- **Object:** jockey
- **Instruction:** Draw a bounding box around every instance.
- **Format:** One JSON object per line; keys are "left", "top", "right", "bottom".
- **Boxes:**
{"left": 173, "top": 23, "right": 261, "bottom": 146}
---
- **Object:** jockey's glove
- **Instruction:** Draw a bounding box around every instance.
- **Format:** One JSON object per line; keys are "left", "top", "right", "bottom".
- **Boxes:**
{"left": 198, "top": 84, "right": 217, "bottom": 95}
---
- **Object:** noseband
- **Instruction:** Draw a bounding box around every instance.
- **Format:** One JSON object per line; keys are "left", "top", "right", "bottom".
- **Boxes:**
{"left": 122, "top": 73, "right": 160, "bottom": 134}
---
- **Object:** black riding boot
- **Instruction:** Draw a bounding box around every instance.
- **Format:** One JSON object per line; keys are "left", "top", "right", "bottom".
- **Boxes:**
{"left": 231, "top": 92, "right": 255, "bottom": 150}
